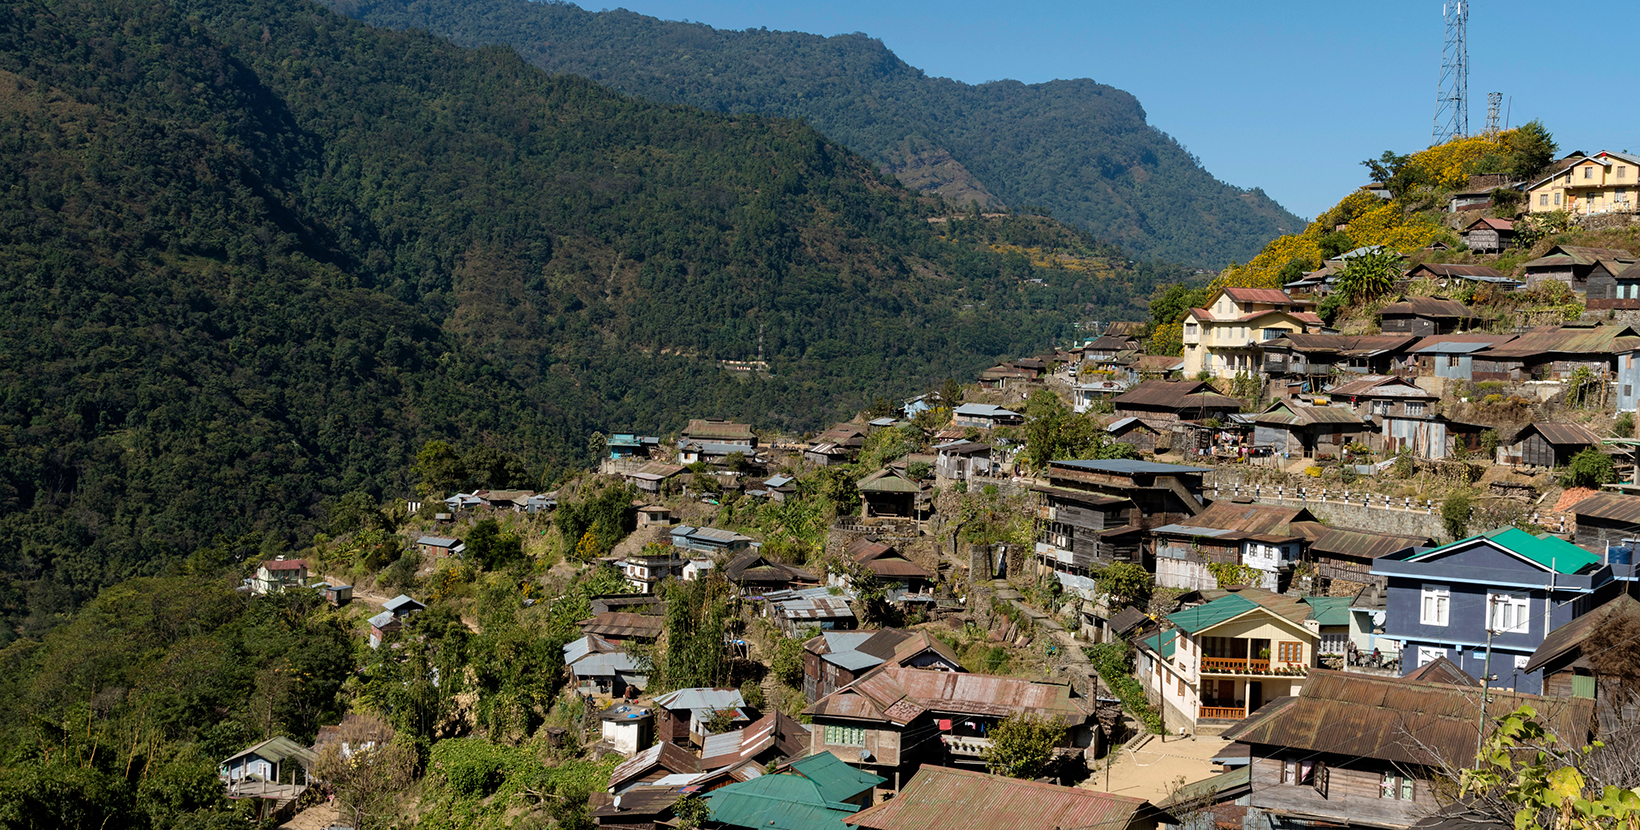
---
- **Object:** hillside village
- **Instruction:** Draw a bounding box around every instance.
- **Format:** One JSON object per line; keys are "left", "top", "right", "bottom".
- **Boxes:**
{"left": 231, "top": 169, "right": 1640, "bottom": 830}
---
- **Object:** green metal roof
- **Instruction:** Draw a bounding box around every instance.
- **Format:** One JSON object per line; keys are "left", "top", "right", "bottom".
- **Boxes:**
{"left": 1304, "top": 596, "right": 1353, "bottom": 627}
{"left": 707, "top": 754, "right": 884, "bottom": 830}
{"left": 1166, "top": 593, "right": 1259, "bottom": 634}
{"left": 1409, "top": 527, "right": 1601, "bottom": 574}
{"left": 1138, "top": 628, "right": 1178, "bottom": 659}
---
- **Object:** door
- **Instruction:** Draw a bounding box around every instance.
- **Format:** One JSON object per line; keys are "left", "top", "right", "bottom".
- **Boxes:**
{"left": 1247, "top": 682, "right": 1263, "bottom": 711}
{"left": 1218, "top": 680, "right": 1234, "bottom": 704}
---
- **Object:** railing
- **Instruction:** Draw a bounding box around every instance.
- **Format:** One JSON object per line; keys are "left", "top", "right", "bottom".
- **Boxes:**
{"left": 941, "top": 734, "right": 992, "bottom": 756}
{"left": 1201, "top": 656, "right": 1269, "bottom": 673}
{"left": 1199, "top": 706, "right": 1245, "bottom": 720}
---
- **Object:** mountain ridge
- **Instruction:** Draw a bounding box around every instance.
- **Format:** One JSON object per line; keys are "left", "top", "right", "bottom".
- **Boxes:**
{"left": 327, "top": 0, "right": 1304, "bottom": 266}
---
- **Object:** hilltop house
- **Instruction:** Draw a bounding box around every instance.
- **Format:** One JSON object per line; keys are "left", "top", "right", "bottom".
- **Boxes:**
{"left": 1182, "top": 288, "right": 1322, "bottom": 380}
{"left": 721, "top": 550, "right": 817, "bottom": 594}
{"left": 606, "top": 433, "right": 659, "bottom": 459}
{"left": 1222, "top": 671, "right": 1595, "bottom": 830}
{"left": 416, "top": 536, "right": 461, "bottom": 558}
{"left": 619, "top": 461, "right": 685, "bottom": 495}
{"left": 1402, "top": 262, "right": 1522, "bottom": 292}
{"left": 805, "top": 666, "right": 1095, "bottom": 792}
{"left": 1526, "top": 150, "right": 1640, "bottom": 217}
{"left": 367, "top": 594, "right": 427, "bottom": 649}
{"left": 612, "top": 549, "right": 688, "bottom": 594}
{"left": 1135, "top": 587, "right": 1323, "bottom": 734}
{"left": 855, "top": 468, "right": 927, "bottom": 519}
{"left": 250, "top": 557, "right": 309, "bottom": 595}
{"left": 564, "top": 634, "right": 647, "bottom": 698}
{"left": 1371, "top": 527, "right": 1615, "bottom": 694}
{"left": 669, "top": 525, "right": 755, "bottom": 556}
{"left": 932, "top": 440, "right": 992, "bottom": 481}
{"left": 805, "top": 423, "right": 868, "bottom": 467}
{"left": 681, "top": 418, "right": 756, "bottom": 447}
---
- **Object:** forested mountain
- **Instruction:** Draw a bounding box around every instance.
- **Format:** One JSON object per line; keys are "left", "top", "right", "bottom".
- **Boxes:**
{"left": 324, "top": 0, "right": 1304, "bottom": 266}
{"left": 0, "top": 0, "right": 1184, "bottom": 633}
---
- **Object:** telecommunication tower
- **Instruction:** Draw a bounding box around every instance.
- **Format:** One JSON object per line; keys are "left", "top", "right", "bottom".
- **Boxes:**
{"left": 1484, "top": 92, "right": 1501, "bottom": 136}
{"left": 1431, "top": 0, "right": 1469, "bottom": 146}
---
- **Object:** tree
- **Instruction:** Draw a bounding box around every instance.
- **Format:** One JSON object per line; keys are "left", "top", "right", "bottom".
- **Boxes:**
{"left": 1360, "top": 150, "right": 1413, "bottom": 196}
{"left": 465, "top": 518, "right": 525, "bottom": 570}
{"left": 982, "top": 712, "right": 1066, "bottom": 779}
{"left": 1094, "top": 562, "right": 1151, "bottom": 608}
{"left": 673, "top": 794, "right": 711, "bottom": 830}
{"left": 1505, "top": 120, "right": 1558, "bottom": 181}
{"left": 769, "top": 633, "right": 807, "bottom": 688}
{"left": 1458, "top": 705, "right": 1640, "bottom": 830}
{"left": 1335, "top": 250, "right": 1402, "bottom": 302}
{"left": 1019, "top": 389, "right": 1138, "bottom": 469}
{"left": 939, "top": 377, "right": 964, "bottom": 407}
{"left": 1441, "top": 489, "right": 1475, "bottom": 541}
{"left": 1562, "top": 449, "right": 1615, "bottom": 490}
{"left": 314, "top": 716, "right": 417, "bottom": 830}
{"left": 413, "top": 440, "right": 468, "bottom": 497}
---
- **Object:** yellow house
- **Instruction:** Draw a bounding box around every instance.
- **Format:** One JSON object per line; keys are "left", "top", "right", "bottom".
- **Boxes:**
{"left": 1136, "top": 587, "right": 1322, "bottom": 735}
{"left": 1182, "top": 288, "right": 1321, "bottom": 380}
{"left": 1527, "top": 151, "right": 1640, "bottom": 216}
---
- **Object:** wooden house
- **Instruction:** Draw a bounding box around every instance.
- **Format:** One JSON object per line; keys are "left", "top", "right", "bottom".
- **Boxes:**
{"left": 1325, "top": 375, "right": 1445, "bottom": 457}
{"left": 1222, "top": 671, "right": 1594, "bottom": 830}
{"left": 722, "top": 550, "right": 817, "bottom": 594}
{"left": 1462, "top": 216, "right": 1516, "bottom": 253}
{"left": 250, "top": 557, "right": 309, "bottom": 595}
{"left": 220, "top": 736, "right": 314, "bottom": 804}
{"left": 802, "top": 629, "right": 963, "bottom": 703}
{"left": 619, "top": 462, "right": 685, "bottom": 494}
{"left": 1110, "top": 380, "right": 1242, "bottom": 427}
{"left": 1251, "top": 401, "right": 1370, "bottom": 459}
{"left": 1571, "top": 492, "right": 1640, "bottom": 555}
{"left": 855, "top": 468, "right": 925, "bottom": 519}
{"left": 1377, "top": 297, "right": 1475, "bottom": 337}
{"left": 844, "top": 538, "right": 934, "bottom": 594}
{"left": 650, "top": 688, "right": 750, "bottom": 747}
{"left": 1524, "top": 594, "right": 1640, "bottom": 700}
{"left": 680, "top": 418, "right": 756, "bottom": 447}
{"left": 1403, "top": 262, "right": 1522, "bottom": 292}
{"left": 951, "top": 403, "right": 1022, "bottom": 429}
{"left": 1151, "top": 501, "right": 1313, "bottom": 592}
{"left": 1498, "top": 422, "right": 1602, "bottom": 468}
{"left": 1105, "top": 416, "right": 1161, "bottom": 453}
{"left": 1260, "top": 334, "right": 1419, "bottom": 381}
{"left": 1523, "top": 245, "right": 1637, "bottom": 294}
{"left": 932, "top": 440, "right": 992, "bottom": 481}
{"left": 977, "top": 362, "right": 1040, "bottom": 389}
{"left": 805, "top": 423, "right": 867, "bottom": 467}
{"left": 1470, "top": 323, "right": 1635, "bottom": 382}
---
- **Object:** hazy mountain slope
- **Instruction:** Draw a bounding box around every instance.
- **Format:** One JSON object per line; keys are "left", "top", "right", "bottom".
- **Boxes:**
{"left": 328, "top": 0, "right": 1304, "bottom": 265}
{"left": 0, "top": 0, "right": 1184, "bottom": 632}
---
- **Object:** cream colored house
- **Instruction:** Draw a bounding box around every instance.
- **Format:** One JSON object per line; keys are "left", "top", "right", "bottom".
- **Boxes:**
{"left": 1135, "top": 587, "right": 1323, "bottom": 735}
{"left": 1181, "top": 288, "right": 1321, "bottom": 380}
{"left": 1527, "top": 151, "right": 1640, "bottom": 216}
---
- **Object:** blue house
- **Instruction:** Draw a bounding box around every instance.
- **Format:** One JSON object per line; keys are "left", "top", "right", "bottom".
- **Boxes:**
{"left": 1372, "top": 527, "right": 1613, "bottom": 694}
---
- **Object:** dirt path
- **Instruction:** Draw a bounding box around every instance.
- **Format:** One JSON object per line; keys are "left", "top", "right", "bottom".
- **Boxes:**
{"left": 278, "top": 801, "right": 340, "bottom": 830}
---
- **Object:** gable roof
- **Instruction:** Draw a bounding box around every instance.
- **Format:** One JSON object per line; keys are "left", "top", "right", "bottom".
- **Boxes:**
{"left": 1326, "top": 374, "right": 1436, "bottom": 399}
{"left": 707, "top": 753, "right": 884, "bottom": 830}
{"left": 1400, "top": 655, "right": 1479, "bottom": 686}
{"left": 855, "top": 468, "right": 922, "bottom": 494}
{"left": 805, "top": 666, "right": 1088, "bottom": 726}
{"left": 845, "top": 539, "right": 932, "bottom": 580}
{"left": 1524, "top": 594, "right": 1640, "bottom": 673}
{"left": 1479, "top": 325, "right": 1637, "bottom": 359}
{"left": 683, "top": 419, "right": 756, "bottom": 441}
{"left": 1253, "top": 401, "right": 1366, "bottom": 427}
{"left": 1049, "top": 458, "right": 1212, "bottom": 476}
{"left": 1172, "top": 501, "right": 1311, "bottom": 536}
{"left": 952, "top": 403, "right": 1021, "bottom": 419}
{"left": 652, "top": 687, "right": 746, "bottom": 715}
{"left": 1223, "top": 287, "right": 1305, "bottom": 305}
{"left": 382, "top": 594, "right": 426, "bottom": 614}
{"left": 1398, "top": 526, "right": 1601, "bottom": 574}
{"left": 261, "top": 558, "right": 308, "bottom": 571}
{"left": 579, "top": 612, "right": 666, "bottom": 639}
{"left": 609, "top": 741, "right": 702, "bottom": 792}
{"left": 1289, "top": 523, "right": 1428, "bottom": 560}
{"left": 700, "top": 711, "right": 811, "bottom": 769}
{"left": 1112, "top": 380, "right": 1242, "bottom": 412}
{"left": 1464, "top": 216, "right": 1515, "bottom": 232}
{"left": 1167, "top": 587, "right": 1314, "bottom": 634}
{"left": 1405, "top": 263, "right": 1507, "bottom": 279}
{"left": 842, "top": 765, "right": 1150, "bottom": 830}
{"left": 221, "top": 735, "right": 316, "bottom": 769}
{"left": 1569, "top": 492, "right": 1640, "bottom": 524}
{"left": 1137, "top": 628, "right": 1178, "bottom": 659}
{"left": 725, "top": 551, "right": 818, "bottom": 584}
{"left": 1108, "top": 606, "right": 1150, "bottom": 636}
{"left": 1221, "top": 670, "right": 1594, "bottom": 767}
{"left": 1378, "top": 297, "right": 1476, "bottom": 319}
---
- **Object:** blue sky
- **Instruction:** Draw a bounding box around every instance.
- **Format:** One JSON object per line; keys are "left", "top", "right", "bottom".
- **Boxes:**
{"left": 595, "top": 0, "right": 1634, "bottom": 222}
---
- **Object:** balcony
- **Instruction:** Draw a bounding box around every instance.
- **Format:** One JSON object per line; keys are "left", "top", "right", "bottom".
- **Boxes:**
{"left": 1198, "top": 705, "right": 1246, "bottom": 720}
{"left": 941, "top": 734, "right": 993, "bottom": 757}
{"left": 1200, "top": 657, "right": 1308, "bottom": 677}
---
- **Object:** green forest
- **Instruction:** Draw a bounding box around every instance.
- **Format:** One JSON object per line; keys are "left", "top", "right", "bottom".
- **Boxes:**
{"left": 323, "top": 0, "right": 1304, "bottom": 266}
{"left": 0, "top": 0, "right": 1191, "bottom": 636}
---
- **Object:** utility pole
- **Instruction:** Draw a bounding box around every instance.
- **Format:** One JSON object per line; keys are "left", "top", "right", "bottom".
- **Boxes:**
{"left": 1474, "top": 596, "right": 1497, "bottom": 769}
{"left": 1484, "top": 92, "right": 1502, "bottom": 136}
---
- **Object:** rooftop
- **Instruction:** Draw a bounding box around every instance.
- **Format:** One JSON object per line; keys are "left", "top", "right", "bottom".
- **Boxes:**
{"left": 843, "top": 765, "right": 1149, "bottom": 830}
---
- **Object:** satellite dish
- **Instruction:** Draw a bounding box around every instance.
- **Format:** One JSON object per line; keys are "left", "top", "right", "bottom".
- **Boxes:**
{"left": 858, "top": 749, "right": 872, "bottom": 761}
{"left": 613, "top": 795, "right": 623, "bottom": 811}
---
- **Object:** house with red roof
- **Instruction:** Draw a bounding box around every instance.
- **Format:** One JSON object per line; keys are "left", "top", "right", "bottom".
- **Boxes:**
{"left": 1182, "top": 288, "right": 1323, "bottom": 380}
{"left": 250, "top": 557, "right": 309, "bottom": 595}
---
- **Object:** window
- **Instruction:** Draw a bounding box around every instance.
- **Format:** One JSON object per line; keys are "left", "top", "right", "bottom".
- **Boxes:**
{"left": 1405, "top": 402, "right": 1425, "bottom": 416}
{"left": 1489, "top": 593, "right": 1530, "bottom": 633}
{"left": 1282, "top": 758, "right": 1314, "bottom": 785}
{"left": 1277, "top": 641, "right": 1303, "bottom": 663}
{"left": 1381, "top": 772, "right": 1403, "bottom": 799}
{"left": 1618, "top": 188, "right": 1630, "bottom": 203}
{"left": 1585, "top": 166, "right": 1595, "bottom": 179}
{"left": 1540, "top": 194, "right": 1549, "bottom": 206}
{"left": 1177, "top": 676, "right": 1184, "bottom": 697}
{"left": 1555, "top": 193, "right": 1562, "bottom": 206}
{"left": 1371, "top": 400, "right": 1391, "bottom": 415}
{"left": 1418, "top": 646, "right": 1445, "bottom": 666}
{"left": 1421, "top": 584, "right": 1450, "bottom": 626}
{"left": 1621, "top": 166, "right": 1629, "bottom": 179}
{"left": 825, "top": 725, "right": 865, "bottom": 746}
{"left": 1185, "top": 323, "right": 1198, "bottom": 334}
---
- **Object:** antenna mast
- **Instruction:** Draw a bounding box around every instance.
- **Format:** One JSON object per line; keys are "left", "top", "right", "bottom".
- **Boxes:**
{"left": 1431, "top": 0, "right": 1469, "bottom": 146}
{"left": 1484, "top": 91, "right": 1501, "bottom": 136}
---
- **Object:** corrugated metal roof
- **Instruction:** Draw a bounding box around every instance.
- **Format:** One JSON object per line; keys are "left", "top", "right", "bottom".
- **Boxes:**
{"left": 1402, "top": 527, "right": 1600, "bottom": 575}
{"left": 1223, "top": 287, "right": 1302, "bottom": 305}
{"left": 953, "top": 404, "right": 1021, "bottom": 418}
{"left": 1138, "top": 628, "right": 1178, "bottom": 659}
{"left": 1531, "top": 422, "right": 1603, "bottom": 447}
{"left": 1399, "top": 656, "right": 1477, "bottom": 686}
{"left": 609, "top": 741, "right": 702, "bottom": 791}
{"left": 683, "top": 419, "right": 756, "bottom": 441}
{"left": 1480, "top": 324, "right": 1636, "bottom": 358}
{"left": 1157, "top": 766, "right": 1251, "bottom": 809}
{"left": 707, "top": 753, "right": 882, "bottom": 830}
{"left": 580, "top": 612, "right": 666, "bottom": 639}
{"left": 1525, "top": 594, "right": 1640, "bottom": 673}
{"left": 1569, "top": 492, "right": 1640, "bottom": 523}
{"left": 855, "top": 468, "right": 922, "bottom": 494}
{"left": 1168, "top": 593, "right": 1258, "bottom": 633}
{"left": 1303, "top": 596, "right": 1352, "bottom": 627}
{"left": 1290, "top": 523, "right": 1428, "bottom": 560}
{"left": 1379, "top": 297, "right": 1476, "bottom": 318}
{"left": 842, "top": 765, "right": 1148, "bottom": 830}
{"left": 1114, "top": 380, "right": 1242, "bottom": 411}
{"left": 1221, "top": 670, "right": 1594, "bottom": 767}
{"left": 1152, "top": 524, "right": 1234, "bottom": 538}
{"left": 1407, "top": 263, "right": 1507, "bottom": 278}
{"left": 653, "top": 688, "right": 746, "bottom": 714}
{"left": 1253, "top": 402, "right": 1365, "bottom": 426}
{"left": 222, "top": 735, "right": 316, "bottom": 768}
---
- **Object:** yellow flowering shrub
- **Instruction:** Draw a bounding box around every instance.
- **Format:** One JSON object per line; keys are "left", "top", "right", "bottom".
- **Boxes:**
{"left": 1407, "top": 133, "right": 1509, "bottom": 190}
{"left": 1342, "top": 202, "right": 1443, "bottom": 251}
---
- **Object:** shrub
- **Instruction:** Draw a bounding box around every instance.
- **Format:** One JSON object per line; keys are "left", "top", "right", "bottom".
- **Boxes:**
{"left": 1562, "top": 449, "right": 1615, "bottom": 489}
{"left": 1441, "top": 489, "right": 1475, "bottom": 540}
{"left": 1086, "top": 643, "right": 1164, "bottom": 734}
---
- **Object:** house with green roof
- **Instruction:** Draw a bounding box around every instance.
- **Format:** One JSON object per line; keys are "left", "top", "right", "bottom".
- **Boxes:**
{"left": 706, "top": 752, "right": 885, "bottom": 830}
{"left": 1371, "top": 526, "right": 1618, "bottom": 695}
{"left": 1135, "top": 588, "right": 1330, "bottom": 736}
